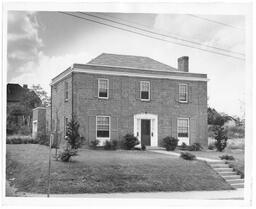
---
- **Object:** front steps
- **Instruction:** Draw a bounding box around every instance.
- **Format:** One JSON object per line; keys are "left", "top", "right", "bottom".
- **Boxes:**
{"left": 208, "top": 161, "right": 244, "bottom": 189}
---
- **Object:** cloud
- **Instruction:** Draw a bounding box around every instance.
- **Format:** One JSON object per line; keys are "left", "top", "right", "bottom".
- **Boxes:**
{"left": 7, "top": 11, "right": 43, "bottom": 79}
{"left": 10, "top": 52, "right": 91, "bottom": 94}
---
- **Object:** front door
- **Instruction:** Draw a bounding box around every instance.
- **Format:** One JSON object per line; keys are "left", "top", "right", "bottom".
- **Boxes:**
{"left": 141, "top": 119, "right": 151, "bottom": 146}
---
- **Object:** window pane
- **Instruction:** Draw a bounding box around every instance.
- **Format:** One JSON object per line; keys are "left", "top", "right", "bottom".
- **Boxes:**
{"left": 141, "top": 91, "right": 149, "bottom": 99}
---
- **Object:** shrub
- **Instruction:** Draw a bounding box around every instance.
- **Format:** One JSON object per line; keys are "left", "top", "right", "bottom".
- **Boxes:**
{"left": 141, "top": 144, "right": 146, "bottom": 151}
{"left": 214, "top": 126, "right": 228, "bottom": 152}
{"left": 104, "top": 140, "right": 118, "bottom": 150}
{"left": 65, "top": 117, "right": 82, "bottom": 149}
{"left": 180, "top": 152, "right": 196, "bottom": 160}
{"left": 208, "top": 143, "right": 216, "bottom": 150}
{"left": 123, "top": 134, "right": 139, "bottom": 150}
{"left": 219, "top": 155, "right": 235, "bottom": 161}
{"left": 37, "top": 134, "right": 50, "bottom": 146}
{"left": 111, "top": 140, "right": 118, "bottom": 150}
{"left": 179, "top": 142, "right": 188, "bottom": 150}
{"left": 188, "top": 143, "right": 203, "bottom": 151}
{"left": 90, "top": 139, "right": 100, "bottom": 149}
{"left": 57, "top": 149, "right": 78, "bottom": 162}
{"left": 6, "top": 135, "right": 37, "bottom": 144}
{"left": 162, "top": 136, "right": 179, "bottom": 151}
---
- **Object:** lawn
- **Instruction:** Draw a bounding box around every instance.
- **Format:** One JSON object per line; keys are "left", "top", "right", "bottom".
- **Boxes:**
{"left": 6, "top": 144, "right": 233, "bottom": 195}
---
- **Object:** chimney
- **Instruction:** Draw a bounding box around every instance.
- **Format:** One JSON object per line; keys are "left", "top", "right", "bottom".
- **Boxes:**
{"left": 178, "top": 56, "right": 189, "bottom": 72}
{"left": 23, "top": 84, "right": 28, "bottom": 89}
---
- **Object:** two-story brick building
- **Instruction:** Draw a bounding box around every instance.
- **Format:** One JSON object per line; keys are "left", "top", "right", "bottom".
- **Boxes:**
{"left": 51, "top": 53, "right": 208, "bottom": 147}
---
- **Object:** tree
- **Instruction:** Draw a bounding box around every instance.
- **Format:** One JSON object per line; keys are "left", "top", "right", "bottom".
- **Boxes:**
{"left": 207, "top": 107, "right": 232, "bottom": 126}
{"left": 214, "top": 126, "right": 228, "bottom": 152}
{"left": 65, "top": 117, "right": 82, "bottom": 149}
{"left": 31, "top": 84, "right": 51, "bottom": 107}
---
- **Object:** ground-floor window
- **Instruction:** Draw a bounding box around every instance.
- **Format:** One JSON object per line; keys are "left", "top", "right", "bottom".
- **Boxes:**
{"left": 96, "top": 116, "right": 110, "bottom": 139}
{"left": 177, "top": 118, "right": 189, "bottom": 138}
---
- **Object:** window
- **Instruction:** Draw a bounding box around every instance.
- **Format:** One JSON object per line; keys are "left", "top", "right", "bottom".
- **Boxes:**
{"left": 96, "top": 116, "right": 110, "bottom": 138}
{"left": 64, "top": 117, "right": 68, "bottom": 136}
{"left": 140, "top": 81, "right": 150, "bottom": 101}
{"left": 64, "top": 81, "right": 68, "bottom": 101}
{"left": 177, "top": 118, "right": 189, "bottom": 138}
{"left": 179, "top": 84, "right": 188, "bottom": 102}
{"left": 98, "top": 79, "right": 109, "bottom": 99}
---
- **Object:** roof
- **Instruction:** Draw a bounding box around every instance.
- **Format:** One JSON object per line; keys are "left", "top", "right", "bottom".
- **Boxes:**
{"left": 87, "top": 53, "right": 177, "bottom": 72}
{"left": 7, "top": 83, "right": 41, "bottom": 105}
{"left": 7, "top": 83, "right": 27, "bottom": 102}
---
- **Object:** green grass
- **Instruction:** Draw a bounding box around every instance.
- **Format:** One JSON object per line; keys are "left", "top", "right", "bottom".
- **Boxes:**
{"left": 6, "top": 144, "right": 233, "bottom": 195}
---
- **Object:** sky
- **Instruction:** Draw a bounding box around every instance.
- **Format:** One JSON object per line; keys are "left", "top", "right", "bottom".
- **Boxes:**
{"left": 7, "top": 11, "right": 245, "bottom": 117}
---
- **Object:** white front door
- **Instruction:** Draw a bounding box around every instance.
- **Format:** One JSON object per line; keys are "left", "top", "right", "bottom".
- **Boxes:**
{"left": 134, "top": 114, "right": 158, "bottom": 146}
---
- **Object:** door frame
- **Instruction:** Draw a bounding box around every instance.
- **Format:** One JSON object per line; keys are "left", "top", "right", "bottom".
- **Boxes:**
{"left": 134, "top": 113, "right": 158, "bottom": 146}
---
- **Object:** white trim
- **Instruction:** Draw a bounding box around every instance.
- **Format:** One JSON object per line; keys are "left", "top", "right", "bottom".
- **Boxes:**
{"left": 96, "top": 116, "right": 111, "bottom": 142}
{"left": 140, "top": 81, "right": 150, "bottom": 101}
{"left": 177, "top": 117, "right": 190, "bottom": 145}
{"left": 98, "top": 78, "right": 109, "bottom": 99}
{"left": 134, "top": 113, "right": 158, "bottom": 146}
{"left": 50, "top": 67, "right": 208, "bottom": 85}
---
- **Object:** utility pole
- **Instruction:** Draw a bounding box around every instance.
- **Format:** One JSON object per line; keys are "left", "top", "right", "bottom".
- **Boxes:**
{"left": 47, "top": 134, "right": 53, "bottom": 197}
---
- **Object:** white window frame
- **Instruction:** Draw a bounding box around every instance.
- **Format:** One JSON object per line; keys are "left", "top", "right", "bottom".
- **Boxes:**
{"left": 178, "top": 83, "right": 188, "bottom": 103}
{"left": 140, "top": 81, "right": 150, "bottom": 101}
{"left": 177, "top": 117, "right": 190, "bottom": 144}
{"left": 98, "top": 78, "right": 109, "bottom": 99}
{"left": 96, "top": 116, "right": 111, "bottom": 140}
{"left": 64, "top": 81, "right": 68, "bottom": 101}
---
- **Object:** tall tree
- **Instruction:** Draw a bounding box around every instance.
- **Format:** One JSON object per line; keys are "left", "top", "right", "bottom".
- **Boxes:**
{"left": 31, "top": 84, "right": 51, "bottom": 107}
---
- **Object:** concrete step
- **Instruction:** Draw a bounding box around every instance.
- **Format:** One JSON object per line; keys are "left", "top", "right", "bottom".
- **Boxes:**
{"left": 208, "top": 161, "right": 225, "bottom": 164}
{"left": 226, "top": 179, "right": 244, "bottom": 184}
{"left": 210, "top": 164, "right": 229, "bottom": 168}
{"left": 214, "top": 168, "right": 233, "bottom": 172}
{"left": 222, "top": 175, "right": 241, "bottom": 180}
{"left": 219, "top": 171, "right": 237, "bottom": 176}
{"left": 230, "top": 183, "right": 244, "bottom": 189}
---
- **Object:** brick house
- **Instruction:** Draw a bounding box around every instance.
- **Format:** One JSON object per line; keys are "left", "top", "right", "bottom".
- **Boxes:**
{"left": 50, "top": 53, "right": 208, "bottom": 147}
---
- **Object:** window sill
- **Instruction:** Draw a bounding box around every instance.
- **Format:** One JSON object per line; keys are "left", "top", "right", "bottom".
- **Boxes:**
{"left": 140, "top": 99, "right": 151, "bottom": 102}
{"left": 64, "top": 99, "right": 69, "bottom": 102}
{"left": 178, "top": 101, "right": 188, "bottom": 103}
{"left": 98, "top": 97, "right": 109, "bottom": 100}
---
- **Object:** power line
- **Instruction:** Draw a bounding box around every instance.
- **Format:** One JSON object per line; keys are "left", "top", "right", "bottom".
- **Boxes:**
{"left": 187, "top": 14, "right": 244, "bottom": 31}
{"left": 59, "top": 12, "right": 245, "bottom": 61}
{"left": 81, "top": 12, "right": 244, "bottom": 56}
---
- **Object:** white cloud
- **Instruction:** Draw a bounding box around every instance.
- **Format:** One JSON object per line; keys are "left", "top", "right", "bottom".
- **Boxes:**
{"left": 10, "top": 52, "right": 91, "bottom": 94}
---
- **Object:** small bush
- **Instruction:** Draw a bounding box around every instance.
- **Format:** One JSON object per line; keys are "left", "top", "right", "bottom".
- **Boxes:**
{"left": 162, "top": 136, "right": 179, "bottom": 151}
{"left": 208, "top": 142, "right": 216, "bottom": 150}
{"left": 179, "top": 142, "right": 188, "bottom": 150}
{"left": 219, "top": 155, "right": 235, "bottom": 161}
{"left": 6, "top": 135, "right": 37, "bottom": 144}
{"left": 37, "top": 134, "right": 50, "bottom": 146}
{"left": 188, "top": 143, "right": 203, "bottom": 151}
{"left": 57, "top": 149, "right": 78, "bottom": 162}
{"left": 103, "top": 140, "right": 118, "bottom": 150}
{"left": 90, "top": 139, "right": 100, "bottom": 149}
{"left": 141, "top": 144, "right": 146, "bottom": 151}
{"left": 180, "top": 152, "right": 196, "bottom": 160}
{"left": 123, "top": 134, "right": 139, "bottom": 150}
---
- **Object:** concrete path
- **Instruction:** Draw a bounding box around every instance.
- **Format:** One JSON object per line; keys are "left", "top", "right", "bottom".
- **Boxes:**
{"left": 150, "top": 150, "right": 222, "bottom": 162}
{"left": 21, "top": 189, "right": 243, "bottom": 200}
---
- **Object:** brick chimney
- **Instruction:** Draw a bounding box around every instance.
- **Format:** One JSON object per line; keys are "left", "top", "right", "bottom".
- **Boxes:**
{"left": 23, "top": 84, "right": 28, "bottom": 89}
{"left": 178, "top": 56, "right": 189, "bottom": 72}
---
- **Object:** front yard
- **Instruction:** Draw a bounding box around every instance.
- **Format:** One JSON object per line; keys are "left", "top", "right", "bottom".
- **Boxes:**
{"left": 6, "top": 144, "right": 233, "bottom": 195}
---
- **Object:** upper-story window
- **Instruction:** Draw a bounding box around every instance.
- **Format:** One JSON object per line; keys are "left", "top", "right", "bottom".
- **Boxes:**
{"left": 140, "top": 81, "right": 150, "bottom": 101}
{"left": 98, "top": 78, "right": 109, "bottom": 99}
{"left": 64, "top": 81, "right": 68, "bottom": 101}
{"left": 179, "top": 84, "right": 188, "bottom": 103}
